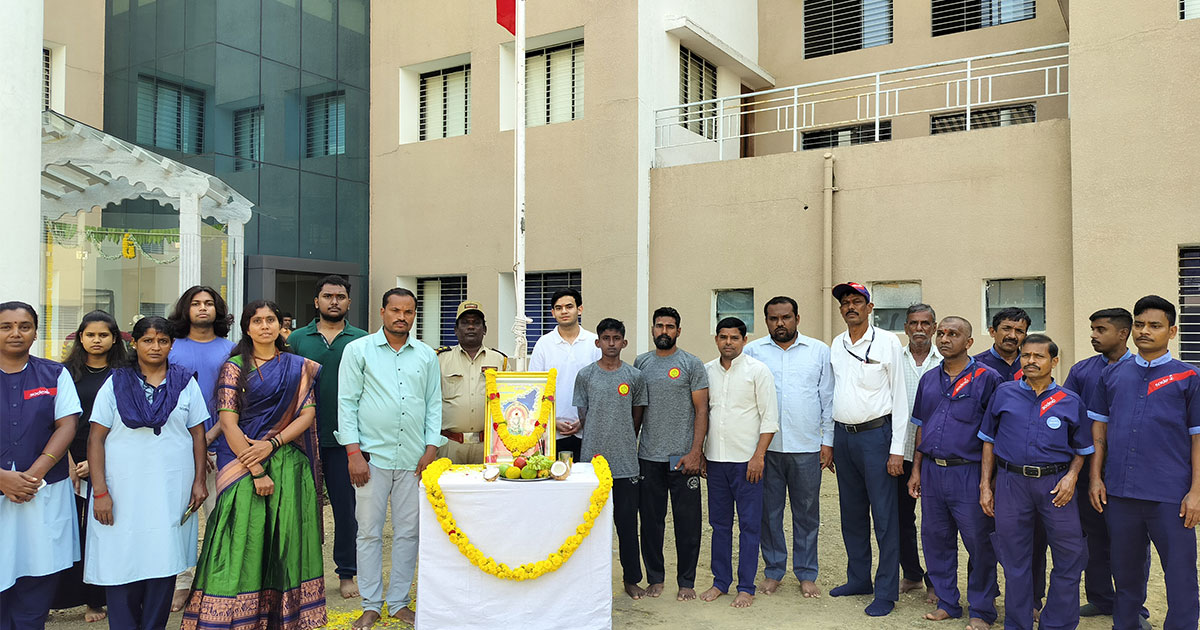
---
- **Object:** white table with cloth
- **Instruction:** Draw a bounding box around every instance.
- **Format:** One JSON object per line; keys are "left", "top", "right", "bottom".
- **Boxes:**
{"left": 416, "top": 463, "right": 614, "bottom": 630}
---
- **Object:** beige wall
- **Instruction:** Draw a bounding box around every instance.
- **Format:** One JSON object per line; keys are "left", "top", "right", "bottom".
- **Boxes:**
{"left": 651, "top": 119, "right": 1075, "bottom": 364}
{"left": 43, "top": 0, "right": 104, "bottom": 127}
{"left": 371, "top": 1, "right": 646, "bottom": 348}
{"left": 1068, "top": 2, "right": 1200, "bottom": 358}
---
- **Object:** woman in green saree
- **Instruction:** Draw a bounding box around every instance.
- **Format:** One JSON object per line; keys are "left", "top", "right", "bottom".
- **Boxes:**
{"left": 181, "top": 300, "right": 325, "bottom": 630}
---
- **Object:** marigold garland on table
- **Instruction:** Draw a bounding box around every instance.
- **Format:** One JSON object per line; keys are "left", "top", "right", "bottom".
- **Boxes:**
{"left": 486, "top": 368, "right": 556, "bottom": 456}
{"left": 421, "top": 455, "right": 613, "bottom": 581}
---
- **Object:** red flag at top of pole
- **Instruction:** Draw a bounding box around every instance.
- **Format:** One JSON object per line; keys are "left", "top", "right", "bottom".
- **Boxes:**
{"left": 496, "top": 0, "right": 516, "bottom": 35}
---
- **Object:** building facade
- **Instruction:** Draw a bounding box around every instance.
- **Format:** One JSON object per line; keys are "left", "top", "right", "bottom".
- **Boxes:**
{"left": 370, "top": 0, "right": 1200, "bottom": 367}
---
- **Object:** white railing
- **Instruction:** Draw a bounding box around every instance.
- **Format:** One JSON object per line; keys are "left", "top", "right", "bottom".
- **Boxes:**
{"left": 654, "top": 43, "right": 1068, "bottom": 165}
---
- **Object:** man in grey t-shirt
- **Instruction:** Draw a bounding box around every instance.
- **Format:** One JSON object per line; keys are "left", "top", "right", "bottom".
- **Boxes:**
{"left": 632, "top": 307, "right": 709, "bottom": 601}
{"left": 575, "top": 318, "right": 647, "bottom": 600}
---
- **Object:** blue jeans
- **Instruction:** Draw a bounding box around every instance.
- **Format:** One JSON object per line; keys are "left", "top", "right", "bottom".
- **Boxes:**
{"left": 759, "top": 451, "right": 821, "bottom": 583}
{"left": 707, "top": 461, "right": 763, "bottom": 594}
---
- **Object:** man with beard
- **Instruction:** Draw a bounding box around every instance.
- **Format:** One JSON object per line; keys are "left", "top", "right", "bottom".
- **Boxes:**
{"left": 435, "top": 301, "right": 509, "bottom": 464}
{"left": 898, "top": 304, "right": 939, "bottom": 603}
{"left": 828, "top": 282, "right": 909, "bottom": 617}
{"left": 743, "top": 296, "right": 833, "bottom": 599}
{"left": 290, "top": 275, "right": 368, "bottom": 599}
{"left": 1063, "top": 308, "right": 1149, "bottom": 629}
{"left": 634, "top": 306, "right": 709, "bottom": 601}
{"left": 165, "top": 285, "right": 234, "bottom": 609}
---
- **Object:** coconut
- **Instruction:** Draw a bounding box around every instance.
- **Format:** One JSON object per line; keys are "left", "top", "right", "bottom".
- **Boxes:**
{"left": 482, "top": 466, "right": 500, "bottom": 482}
{"left": 550, "top": 460, "right": 569, "bottom": 480}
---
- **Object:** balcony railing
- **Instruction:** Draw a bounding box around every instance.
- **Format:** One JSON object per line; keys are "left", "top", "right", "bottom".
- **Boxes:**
{"left": 654, "top": 43, "right": 1068, "bottom": 166}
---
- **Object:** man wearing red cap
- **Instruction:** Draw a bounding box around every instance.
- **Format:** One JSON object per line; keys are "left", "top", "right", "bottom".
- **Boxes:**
{"left": 828, "top": 282, "right": 910, "bottom": 617}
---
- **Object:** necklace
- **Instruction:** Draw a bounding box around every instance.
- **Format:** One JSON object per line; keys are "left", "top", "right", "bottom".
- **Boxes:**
{"left": 85, "top": 364, "right": 109, "bottom": 374}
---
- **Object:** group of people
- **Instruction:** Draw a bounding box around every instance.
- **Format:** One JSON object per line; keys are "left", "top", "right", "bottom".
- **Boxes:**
{"left": 2, "top": 275, "right": 1196, "bottom": 630}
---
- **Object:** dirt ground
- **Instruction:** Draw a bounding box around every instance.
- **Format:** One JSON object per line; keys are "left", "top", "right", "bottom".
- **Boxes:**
{"left": 47, "top": 473, "right": 1178, "bottom": 629}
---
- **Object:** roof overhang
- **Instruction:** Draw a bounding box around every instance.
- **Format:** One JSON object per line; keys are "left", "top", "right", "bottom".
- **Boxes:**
{"left": 665, "top": 16, "right": 775, "bottom": 91}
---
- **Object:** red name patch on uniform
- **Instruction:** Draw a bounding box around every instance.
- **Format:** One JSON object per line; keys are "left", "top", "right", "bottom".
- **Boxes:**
{"left": 1147, "top": 370, "right": 1196, "bottom": 395}
{"left": 23, "top": 387, "right": 56, "bottom": 400}
{"left": 951, "top": 367, "right": 987, "bottom": 397}
{"left": 1040, "top": 390, "right": 1067, "bottom": 416}
{"left": 1013, "top": 369, "right": 1023, "bottom": 381}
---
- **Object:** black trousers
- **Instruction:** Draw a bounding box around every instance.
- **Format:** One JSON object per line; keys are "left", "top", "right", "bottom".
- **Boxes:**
{"left": 638, "top": 458, "right": 702, "bottom": 588}
{"left": 557, "top": 435, "right": 583, "bottom": 461}
{"left": 105, "top": 576, "right": 174, "bottom": 630}
{"left": 897, "top": 460, "right": 932, "bottom": 586}
{"left": 613, "top": 477, "right": 643, "bottom": 584}
{"left": 321, "top": 446, "right": 358, "bottom": 579}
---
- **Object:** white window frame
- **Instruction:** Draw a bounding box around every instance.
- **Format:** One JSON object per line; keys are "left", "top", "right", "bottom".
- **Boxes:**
{"left": 525, "top": 40, "right": 584, "bottom": 127}
{"left": 713, "top": 288, "right": 755, "bottom": 334}
{"left": 419, "top": 64, "right": 471, "bottom": 141}
{"left": 416, "top": 275, "right": 468, "bottom": 348}
{"left": 870, "top": 281, "right": 922, "bottom": 332}
{"left": 983, "top": 277, "right": 1046, "bottom": 333}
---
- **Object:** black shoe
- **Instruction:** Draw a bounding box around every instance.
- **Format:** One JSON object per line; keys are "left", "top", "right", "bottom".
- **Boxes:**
{"left": 1139, "top": 615, "right": 1153, "bottom": 630}
{"left": 1079, "top": 602, "right": 1109, "bottom": 617}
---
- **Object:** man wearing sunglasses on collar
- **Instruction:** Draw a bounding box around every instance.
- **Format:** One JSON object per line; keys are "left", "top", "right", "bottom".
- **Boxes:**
{"left": 906, "top": 317, "right": 1002, "bottom": 630}
{"left": 828, "top": 282, "right": 910, "bottom": 617}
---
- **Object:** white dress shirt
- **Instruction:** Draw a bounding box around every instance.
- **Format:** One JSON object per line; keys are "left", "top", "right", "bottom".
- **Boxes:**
{"left": 830, "top": 325, "right": 910, "bottom": 456}
{"left": 529, "top": 326, "right": 601, "bottom": 436}
{"left": 901, "top": 344, "right": 942, "bottom": 461}
{"left": 704, "top": 353, "right": 780, "bottom": 463}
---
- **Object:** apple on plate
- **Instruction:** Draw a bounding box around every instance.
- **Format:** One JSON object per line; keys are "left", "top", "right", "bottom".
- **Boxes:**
{"left": 513, "top": 456, "right": 527, "bottom": 469}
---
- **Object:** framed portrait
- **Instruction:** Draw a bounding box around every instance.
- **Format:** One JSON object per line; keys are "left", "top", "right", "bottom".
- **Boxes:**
{"left": 483, "top": 371, "right": 556, "bottom": 463}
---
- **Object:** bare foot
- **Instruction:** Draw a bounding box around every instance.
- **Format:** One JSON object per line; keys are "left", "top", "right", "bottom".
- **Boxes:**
{"left": 391, "top": 607, "right": 415, "bottom": 625}
{"left": 800, "top": 580, "right": 821, "bottom": 598}
{"left": 731, "top": 592, "right": 754, "bottom": 608}
{"left": 352, "top": 610, "right": 380, "bottom": 628}
{"left": 926, "top": 585, "right": 938, "bottom": 604}
{"left": 340, "top": 578, "right": 359, "bottom": 599}
{"left": 699, "top": 587, "right": 725, "bottom": 602}
{"left": 677, "top": 587, "right": 697, "bottom": 601}
{"left": 1032, "top": 608, "right": 1041, "bottom": 623}
{"left": 900, "top": 578, "right": 924, "bottom": 594}
{"left": 170, "top": 589, "right": 190, "bottom": 613}
{"left": 966, "top": 617, "right": 992, "bottom": 630}
{"left": 645, "top": 583, "right": 664, "bottom": 598}
{"left": 624, "top": 583, "right": 647, "bottom": 600}
{"left": 84, "top": 607, "right": 107, "bottom": 623}
{"left": 924, "top": 609, "right": 953, "bottom": 621}
{"left": 760, "top": 578, "right": 781, "bottom": 594}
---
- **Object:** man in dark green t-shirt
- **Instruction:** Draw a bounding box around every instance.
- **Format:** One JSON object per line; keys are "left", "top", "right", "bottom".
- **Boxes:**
{"left": 288, "top": 275, "right": 367, "bottom": 600}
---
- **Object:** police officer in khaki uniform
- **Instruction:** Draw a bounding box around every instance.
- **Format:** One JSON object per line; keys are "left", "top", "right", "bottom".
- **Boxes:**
{"left": 437, "top": 301, "right": 509, "bottom": 464}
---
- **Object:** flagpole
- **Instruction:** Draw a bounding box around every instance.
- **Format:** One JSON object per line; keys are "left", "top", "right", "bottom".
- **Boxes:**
{"left": 512, "top": 0, "right": 530, "bottom": 370}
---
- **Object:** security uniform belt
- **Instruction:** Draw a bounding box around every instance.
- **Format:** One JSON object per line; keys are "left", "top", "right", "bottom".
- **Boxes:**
{"left": 995, "top": 456, "right": 1069, "bottom": 479}
{"left": 836, "top": 414, "right": 890, "bottom": 434}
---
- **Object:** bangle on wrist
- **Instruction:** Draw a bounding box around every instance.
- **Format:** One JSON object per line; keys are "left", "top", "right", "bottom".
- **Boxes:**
{"left": 41, "top": 451, "right": 58, "bottom": 462}
{"left": 252, "top": 470, "right": 268, "bottom": 479}
{"left": 93, "top": 490, "right": 108, "bottom": 499}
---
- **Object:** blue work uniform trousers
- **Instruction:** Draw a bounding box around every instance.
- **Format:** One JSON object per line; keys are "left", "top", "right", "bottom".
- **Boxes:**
{"left": 1106, "top": 496, "right": 1198, "bottom": 630}
{"left": 833, "top": 422, "right": 899, "bottom": 602}
{"left": 919, "top": 460, "right": 999, "bottom": 623}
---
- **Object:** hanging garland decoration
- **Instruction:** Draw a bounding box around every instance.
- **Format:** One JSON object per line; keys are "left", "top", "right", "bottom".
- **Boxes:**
{"left": 44, "top": 220, "right": 184, "bottom": 265}
{"left": 486, "top": 368, "right": 555, "bottom": 456}
{"left": 421, "top": 455, "right": 613, "bottom": 581}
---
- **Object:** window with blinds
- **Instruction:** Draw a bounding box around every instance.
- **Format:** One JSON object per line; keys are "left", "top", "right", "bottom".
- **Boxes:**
{"left": 804, "top": 0, "right": 893, "bottom": 59}
{"left": 526, "top": 40, "right": 584, "bottom": 127}
{"left": 305, "top": 91, "right": 345, "bottom": 158}
{"left": 233, "top": 106, "right": 264, "bottom": 171}
{"left": 136, "top": 75, "right": 205, "bottom": 153}
{"left": 420, "top": 65, "right": 471, "bottom": 141}
{"left": 416, "top": 276, "right": 468, "bottom": 348}
{"left": 932, "top": 0, "right": 1035, "bottom": 36}
{"left": 802, "top": 121, "right": 892, "bottom": 149}
{"left": 930, "top": 103, "right": 1035, "bottom": 134}
{"left": 1180, "top": 248, "right": 1200, "bottom": 364}
{"left": 1184, "top": 0, "right": 1200, "bottom": 19}
{"left": 42, "top": 48, "right": 51, "bottom": 111}
{"left": 679, "top": 47, "right": 718, "bottom": 139}
{"left": 525, "top": 271, "right": 583, "bottom": 351}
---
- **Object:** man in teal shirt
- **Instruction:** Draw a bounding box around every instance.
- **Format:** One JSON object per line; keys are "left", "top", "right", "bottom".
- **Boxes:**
{"left": 337, "top": 287, "right": 445, "bottom": 628}
{"left": 288, "top": 275, "right": 367, "bottom": 600}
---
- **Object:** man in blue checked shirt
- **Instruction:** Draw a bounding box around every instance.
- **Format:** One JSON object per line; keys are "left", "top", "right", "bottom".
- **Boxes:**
{"left": 906, "top": 316, "right": 1001, "bottom": 630}
{"left": 979, "top": 333, "right": 1091, "bottom": 630}
{"left": 1089, "top": 295, "right": 1200, "bottom": 630}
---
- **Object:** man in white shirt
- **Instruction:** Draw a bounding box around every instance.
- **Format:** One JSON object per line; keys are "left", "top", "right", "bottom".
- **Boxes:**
{"left": 828, "top": 282, "right": 909, "bottom": 617}
{"left": 529, "top": 288, "right": 600, "bottom": 459}
{"left": 743, "top": 295, "right": 833, "bottom": 599}
{"left": 899, "top": 304, "right": 940, "bottom": 604}
{"left": 699, "top": 317, "right": 778, "bottom": 610}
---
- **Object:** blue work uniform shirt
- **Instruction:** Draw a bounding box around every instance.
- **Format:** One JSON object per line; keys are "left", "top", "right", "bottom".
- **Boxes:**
{"left": 979, "top": 379, "right": 1093, "bottom": 466}
{"left": 1089, "top": 351, "right": 1200, "bottom": 504}
{"left": 973, "top": 346, "right": 1023, "bottom": 382}
{"left": 910, "top": 359, "right": 1003, "bottom": 461}
{"left": 1063, "top": 350, "right": 1133, "bottom": 407}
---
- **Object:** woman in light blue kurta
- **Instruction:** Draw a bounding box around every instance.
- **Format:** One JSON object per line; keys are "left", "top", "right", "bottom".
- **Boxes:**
{"left": 83, "top": 317, "right": 209, "bottom": 630}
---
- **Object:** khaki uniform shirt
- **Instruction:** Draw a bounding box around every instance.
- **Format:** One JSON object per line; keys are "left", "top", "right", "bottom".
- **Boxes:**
{"left": 438, "top": 345, "right": 508, "bottom": 464}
